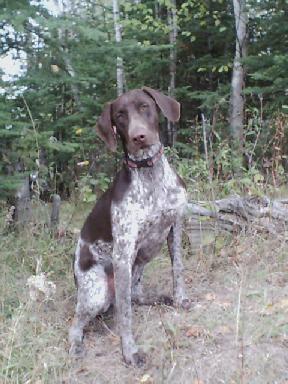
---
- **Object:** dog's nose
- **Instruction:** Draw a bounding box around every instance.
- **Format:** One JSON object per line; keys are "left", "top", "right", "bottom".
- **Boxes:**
{"left": 132, "top": 133, "right": 146, "bottom": 145}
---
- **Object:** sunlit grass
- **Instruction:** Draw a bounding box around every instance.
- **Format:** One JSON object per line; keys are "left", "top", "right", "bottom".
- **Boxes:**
{"left": 0, "top": 199, "right": 287, "bottom": 383}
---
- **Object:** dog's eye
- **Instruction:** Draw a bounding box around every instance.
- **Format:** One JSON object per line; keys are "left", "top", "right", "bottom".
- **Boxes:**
{"left": 116, "top": 111, "right": 125, "bottom": 119}
{"left": 139, "top": 104, "right": 148, "bottom": 112}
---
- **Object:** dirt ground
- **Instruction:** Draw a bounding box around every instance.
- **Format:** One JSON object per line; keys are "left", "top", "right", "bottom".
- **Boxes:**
{"left": 64, "top": 234, "right": 288, "bottom": 384}
{"left": 1, "top": 204, "right": 288, "bottom": 383}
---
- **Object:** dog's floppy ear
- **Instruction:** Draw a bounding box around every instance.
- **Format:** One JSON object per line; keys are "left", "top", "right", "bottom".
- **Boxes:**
{"left": 95, "top": 102, "right": 117, "bottom": 152}
{"left": 142, "top": 86, "right": 180, "bottom": 122}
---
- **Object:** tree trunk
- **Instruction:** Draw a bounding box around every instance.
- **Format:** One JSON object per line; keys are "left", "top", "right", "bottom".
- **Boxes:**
{"left": 229, "top": 0, "right": 248, "bottom": 159}
{"left": 50, "top": 194, "right": 61, "bottom": 230}
{"left": 62, "top": 53, "right": 82, "bottom": 109}
{"left": 112, "top": 0, "right": 124, "bottom": 96}
{"left": 167, "top": 0, "right": 177, "bottom": 147}
{"left": 55, "top": 0, "right": 83, "bottom": 110}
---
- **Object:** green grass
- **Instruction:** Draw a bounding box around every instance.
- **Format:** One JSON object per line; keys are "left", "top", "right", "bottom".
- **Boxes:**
{"left": 0, "top": 199, "right": 288, "bottom": 383}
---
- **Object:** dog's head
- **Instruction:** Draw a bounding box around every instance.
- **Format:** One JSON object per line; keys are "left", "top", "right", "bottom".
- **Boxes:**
{"left": 96, "top": 87, "right": 180, "bottom": 157}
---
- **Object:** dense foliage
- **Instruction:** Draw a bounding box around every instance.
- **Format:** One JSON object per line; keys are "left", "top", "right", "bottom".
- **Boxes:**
{"left": 0, "top": 0, "right": 287, "bottom": 199}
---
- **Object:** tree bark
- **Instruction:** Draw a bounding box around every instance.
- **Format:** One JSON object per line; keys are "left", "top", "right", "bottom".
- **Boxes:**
{"left": 167, "top": 0, "right": 177, "bottom": 146}
{"left": 186, "top": 195, "right": 288, "bottom": 235}
{"left": 14, "top": 176, "right": 31, "bottom": 226}
{"left": 50, "top": 194, "right": 61, "bottom": 230}
{"left": 229, "top": 0, "right": 248, "bottom": 154}
{"left": 54, "top": 0, "right": 83, "bottom": 110}
{"left": 112, "top": 0, "right": 124, "bottom": 96}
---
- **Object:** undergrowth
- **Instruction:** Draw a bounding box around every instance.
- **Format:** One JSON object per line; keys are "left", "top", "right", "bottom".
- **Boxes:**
{"left": 0, "top": 193, "right": 288, "bottom": 383}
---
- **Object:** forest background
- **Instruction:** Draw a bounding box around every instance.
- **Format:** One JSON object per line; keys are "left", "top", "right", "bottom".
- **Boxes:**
{"left": 1, "top": 0, "right": 287, "bottom": 199}
{"left": 1, "top": 1, "right": 288, "bottom": 383}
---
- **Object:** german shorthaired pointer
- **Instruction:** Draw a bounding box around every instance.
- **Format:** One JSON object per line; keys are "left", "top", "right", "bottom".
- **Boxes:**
{"left": 69, "top": 87, "right": 190, "bottom": 366}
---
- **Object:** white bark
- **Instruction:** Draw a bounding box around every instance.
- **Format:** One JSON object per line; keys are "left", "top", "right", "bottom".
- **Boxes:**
{"left": 186, "top": 195, "right": 288, "bottom": 234}
{"left": 54, "top": 0, "right": 83, "bottom": 110}
{"left": 168, "top": 0, "right": 177, "bottom": 96}
{"left": 167, "top": 0, "right": 177, "bottom": 146}
{"left": 229, "top": 0, "right": 248, "bottom": 144}
{"left": 112, "top": 0, "right": 124, "bottom": 96}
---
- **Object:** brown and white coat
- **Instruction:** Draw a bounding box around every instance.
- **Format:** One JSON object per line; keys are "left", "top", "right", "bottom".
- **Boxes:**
{"left": 69, "top": 87, "right": 190, "bottom": 366}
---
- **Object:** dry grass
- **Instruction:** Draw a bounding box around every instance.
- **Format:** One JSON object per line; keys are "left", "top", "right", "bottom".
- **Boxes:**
{"left": 1, "top": 201, "right": 288, "bottom": 384}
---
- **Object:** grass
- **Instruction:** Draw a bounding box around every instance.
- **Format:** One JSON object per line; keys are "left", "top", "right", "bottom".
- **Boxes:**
{"left": 0, "top": 199, "right": 288, "bottom": 383}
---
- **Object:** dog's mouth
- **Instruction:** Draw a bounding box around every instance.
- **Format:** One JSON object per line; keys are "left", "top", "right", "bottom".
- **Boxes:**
{"left": 139, "top": 143, "right": 151, "bottom": 150}
{"left": 128, "top": 142, "right": 162, "bottom": 161}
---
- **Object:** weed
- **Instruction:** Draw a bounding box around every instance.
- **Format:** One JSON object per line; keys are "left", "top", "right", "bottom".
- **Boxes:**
{"left": 0, "top": 199, "right": 287, "bottom": 383}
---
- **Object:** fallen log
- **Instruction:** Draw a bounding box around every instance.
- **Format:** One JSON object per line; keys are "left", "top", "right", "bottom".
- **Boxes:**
{"left": 186, "top": 195, "right": 288, "bottom": 235}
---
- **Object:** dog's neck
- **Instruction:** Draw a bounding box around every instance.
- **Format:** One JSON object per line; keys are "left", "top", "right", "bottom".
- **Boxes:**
{"left": 124, "top": 142, "right": 164, "bottom": 169}
{"left": 122, "top": 143, "right": 173, "bottom": 190}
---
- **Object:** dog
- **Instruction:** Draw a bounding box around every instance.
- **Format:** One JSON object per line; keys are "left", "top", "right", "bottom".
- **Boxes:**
{"left": 69, "top": 87, "right": 190, "bottom": 366}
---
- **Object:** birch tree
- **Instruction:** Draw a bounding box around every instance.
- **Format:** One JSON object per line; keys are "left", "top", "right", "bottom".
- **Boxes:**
{"left": 54, "top": 0, "right": 83, "bottom": 110}
{"left": 229, "top": 0, "right": 248, "bottom": 153}
{"left": 112, "top": 0, "right": 124, "bottom": 96}
{"left": 167, "top": 0, "right": 177, "bottom": 146}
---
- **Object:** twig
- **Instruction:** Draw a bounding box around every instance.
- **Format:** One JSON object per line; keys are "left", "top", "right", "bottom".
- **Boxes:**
{"left": 158, "top": 307, "right": 176, "bottom": 351}
{"left": 22, "top": 95, "right": 40, "bottom": 165}
{"left": 22, "top": 95, "right": 41, "bottom": 200}
{"left": 235, "top": 269, "right": 245, "bottom": 346}
{"left": 99, "top": 317, "right": 118, "bottom": 338}
{"left": 167, "top": 361, "right": 177, "bottom": 383}
{"left": 248, "top": 94, "right": 263, "bottom": 168}
{"left": 201, "top": 113, "right": 212, "bottom": 184}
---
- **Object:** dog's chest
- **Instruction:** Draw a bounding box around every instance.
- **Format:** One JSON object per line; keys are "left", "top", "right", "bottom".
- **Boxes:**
{"left": 111, "top": 158, "right": 186, "bottom": 250}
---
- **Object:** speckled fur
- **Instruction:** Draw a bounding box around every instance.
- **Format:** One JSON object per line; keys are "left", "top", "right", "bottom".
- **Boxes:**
{"left": 69, "top": 88, "right": 190, "bottom": 366}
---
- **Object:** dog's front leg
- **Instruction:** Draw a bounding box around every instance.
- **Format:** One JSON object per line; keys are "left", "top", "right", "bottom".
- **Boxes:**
{"left": 168, "top": 216, "right": 191, "bottom": 310}
{"left": 113, "top": 240, "right": 146, "bottom": 367}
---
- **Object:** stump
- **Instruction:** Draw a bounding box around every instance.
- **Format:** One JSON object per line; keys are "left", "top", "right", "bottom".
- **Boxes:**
{"left": 14, "top": 177, "right": 31, "bottom": 226}
{"left": 50, "top": 194, "right": 61, "bottom": 230}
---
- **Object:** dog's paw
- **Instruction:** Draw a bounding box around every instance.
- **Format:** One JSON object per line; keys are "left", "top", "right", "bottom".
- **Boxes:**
{"left": 69, "top": 342, "right": 85, "bottom": 358}
{"left": 174, "top": 297, "right": 192, "bottom": 310}
{"left": 158, "top": 295, "right": 173, "bottom": 306}
{"left": 180, "top": 298, "right": 192, "bottom": 310}
{"left": 124, "top": 350, "right": 147, "bottom": 367}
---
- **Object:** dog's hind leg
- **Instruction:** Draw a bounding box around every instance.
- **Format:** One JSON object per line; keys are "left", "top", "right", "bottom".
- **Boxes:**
{"left": 69, "top": 265, "right": 112, "bottom": 356}
{"left": 69, "top": 311, "right": 90, "bottom": 356}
